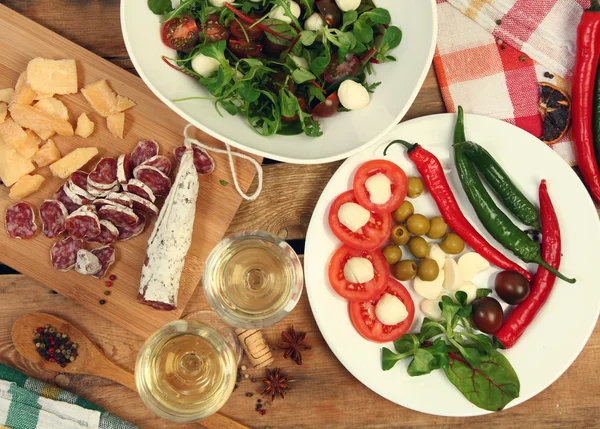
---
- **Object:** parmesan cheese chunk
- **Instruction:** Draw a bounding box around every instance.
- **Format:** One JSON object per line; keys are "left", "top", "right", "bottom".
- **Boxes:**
{"left": 107, "top": 112, "right": 125, "bottom": 138}
{"left": 375, "top": 293, "right": 408, "bottom": 326}
{"left": 9, "top": 174, "right": 45, "bottom": 200}
{"left": 0, "top": 88, "right": 14, "bottom": 103}
{"left": 9, "top": 104, "right": 73, "bottom": 136}
{"left": 33, "top": 139, "right": 61, "bottom": 167}
{"left": 24, "top": 130, "right": 42, "bottom": 158}
{"left": 0, "top": 119, "right": 28, "bottom": 155}
{"left": 338, "top": 202, "right": 370, "bottom": 232}
{"left": 34, "top": 92, "right": 55, "bottom": 100}
{"left": 75, "top": 113, "right": 95, "bottom": 138}
{"left": 34, "top": 129, "right": 55, "bottom": 141}
{"left": 0, "top": 135, "right": 35, "bottom": 187}
{"left": 81, "top": 80, "right": 118, "bottom": 117}
{"left": 344, "top": 257, "right": 375, "bottom": 284}
{"left": 34, "top": 97, "right": 69, "bottom": 121}
{"left": 10, "top": 73, "right": 36, "bottom": 106}
{"left": 49, "top": 147, "right": 98, "bottom": 179}
{"left": 116, "top": 95, "right": 136, "bottom": 112}
{"left": 0, "top": 102, "right": 7, "bottom": 124}
{"left": 26, "top": 58, "right": 78, "bottom": 95}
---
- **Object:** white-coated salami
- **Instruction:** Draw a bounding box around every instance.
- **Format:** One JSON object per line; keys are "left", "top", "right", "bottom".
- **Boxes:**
{"left": 121, "top": 192, "right": 159, "bottom": 215}
{"left": 116, "top": 214, "right": 146, "bottom": 241}
{"left": 138, "top": 141, "right": 199, "bottom": 310}
{"left": 174, "top": 145, "right": 215, "bottom": 175}
{"left": 141, "top": 155, "right": 172, "bottom": 176}
{"left": 6, "top": 202, "right": 38, "bottom": 239}
{"left": 124, "top": 179, "right": 156, "bottom": 203}
{"left": 91, "top": 246, "right": 116, "bottom": 279}
{"left": 106, "top": 192, "right": 133, "bottom": 208}
{"left": 64, "top": 181, "right": 92, "bottom": 205}
{"left": 117, "top": 153, "right": 133, "bottom": 185}
{"left": 131, "top": 140, "right": 159, "bottom": 168}
{"left": 88, "top": 157, "right": 118, "bottom": 189}
{"left": 65, "top": 205, "right": 101, "bottom": 239}
{"left": 98, "top": 204, "right": 138, "bottom": 228}
{"left": 134, "top": 165, "right": 171, "bottom": 197}
{"left": 86, "top": 220, "right": 119, "bottom": 245}
{"left": 39, "top": 200, "right": 68, "bottom": 239}
{"left": 54, "top": 186, "right": 80, "bottom": 213}
{"left": 50, "top": 236, "right": 84, "bottom": 272}
{"left": 75, "top": 249, "right": 101, "bottom": 276}
{"left": 87, "top": 183, "right": 119, "bottom": 198}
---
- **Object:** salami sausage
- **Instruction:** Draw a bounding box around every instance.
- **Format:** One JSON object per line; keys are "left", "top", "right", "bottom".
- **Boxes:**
{"left": 174, "top": 145, "right": 215, "bottom": 175}
{"left": 116, "top": 214, "right": 146, "bottom": 241}
{"left": 69, "top": 171, "right": 89, "bottom": 189}
{"left": 98, "top": 204, "right": 138, "bottom": 228}
{"left": 67, "top": 180, "right": 94, "bottom": 201}
{"left": 54, "top": 186, "right": 80, "bottom": 213}
{"left": 117, "top": 153, "right": 133, "bottom": 185}
{"left": 105, "top": 192, "right": 133, "bottom": 208}
{"left": 134, "top": 165, "right": 171, "bottom": 197}
{"left": 64, "top": 181, "right": 91, "bottom": 205}
{"left": 141, "top": 155, "right": 172, "bottom": 176}
{"left": 88, "top": 157, "right": 118, "bottom": 189}
{"left": 91, "top": 246, "right": 116, "bottom": 279}
{"left": 124, "top": 179, "right": 156, "bottom": 203}
{"left": 85, "top": 219, "right": 119, "bottom": 245}
{"left": 138, "top": 142, "right": 199, "bottom": 310}
{"left": 65, "top": 205, "right": 101, "bottom": 239}
{"left": 50, "top": 236, "right": 84, "bottom": 272}
{"left": 39, "top": 200, "right": 68, "bottom": 238}
{"left": 87, "top": 183, "right": 119, "bottom": 198}
{"left": 131, "top": 140, "right": 159, "bottom": 168}
{"left": 5, "top": 202, "right": 38, "bottom": 239}
{"left": 75, "top": 249, "right": 101, "bottom": 276}
{"left": 121, "top": 192, "right": 159, "bottom": 215}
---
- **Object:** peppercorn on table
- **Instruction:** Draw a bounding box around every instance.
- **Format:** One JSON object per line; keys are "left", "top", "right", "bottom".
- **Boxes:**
{"left": 0, "top": 2, "right": 599, "bottom": 429}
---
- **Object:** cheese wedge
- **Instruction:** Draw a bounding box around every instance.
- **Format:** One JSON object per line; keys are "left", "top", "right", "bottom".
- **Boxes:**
{"left": 34, "top": 129, "right": 55, "bottom": 141}
{"left": 0, "top": 119, "right": 28, "bottom": 156}
{"left": 0, "top": 88, "right": 14, "bottom": 103}
{"left": 116, "top": 95, "right": 136, "bottom": 112}
{"left": 24, "top": 130, "right": 42, "bottom": 157}
{"left": 33, "top": 139, "right": 61, "bottom": 167}
{"left": 9, "top": 174, "right": 45, "bottom": 200}
{"left": 0, "top": 135, "right": 35, "bottom": 187}
{"left": 26, "top": 58, "right": 78, "bottom": 95}
{"left": 49, "top": 147, "right": 98, "bottom": 179}
{"left": 75, "top": 113, "right": 94, "bottom": 138}
{"left": 34, "top": 92, "right": 55, "bottom": 100}
{"left": 0, "top": 102, "right": 7, "bottom": 124}
{"left": 34, "top": 97, "right": 69, "bottom": 121}
{"left": 9, "top": 104, "right": 73, "bottom": 136}
{"left": 81, "top": 80, "right": 118, "bottom": 117}
{"left": 107, "top": 112, "right": 124, "bottom": 138}
{"left": 10, "top": 72, "right": 36, "bottom": 106}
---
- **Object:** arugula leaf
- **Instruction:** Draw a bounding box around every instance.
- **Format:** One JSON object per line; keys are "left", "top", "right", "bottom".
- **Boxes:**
{"left": 360, "top": 7, "right": 391, "bottom": 25}
{"left": 280, "top": 89, "right": 298, "bottom": 118}
{"left": 164, "top": 0, "right": 195, "bottom": 20}
{"left": 274, "top": 0, "right": 303, "bottom": 30}
{"left": 238, "top": 81, "right": 261, "bottom": 103}
{"left": 148, "top": 0, "right": 173, "bottom": 15}
{"left": 311, "top": 45, "right": 331, "bottom": 76}
{"left": 308, "top": 84, "right": 326, "bottom": 103}
{"left": 292, "top": 68, "right": 316, "bottom": 84}
{"left": 298, "top": 0, "right": 315, "bottom": 19}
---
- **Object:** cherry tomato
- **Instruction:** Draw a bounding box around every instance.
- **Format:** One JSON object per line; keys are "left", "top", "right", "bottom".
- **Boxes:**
{"left": 472, "top": 297, "right": 504, "bottom": 334}
{"left": 316, "top": 0, "right": 342, "bottom": 27}
{"left": 202, "top": 15, "right": 230, "bottom": 43}
{"left": 264, "top": 37, "right": 288, "bottom": 56}
{"left": 353, "top": 160, "right": 408, "bottom": 214}
{"left": 282, "top": 96, "right": 307, "bottom": 123}
{"left": 328, "top": 245, "right": 390, "bottom": 302}
{"left": 495, "top": 271, "right": 530, "bottom": 305}
{"left": 268, "top": 72, "right": 295, "bottom": 94}
{"left": 350, "top": 277, "right": 415, "bottom": 343}
{"left": 324, "top": 53, "right": 360, "bottom": 84}
{"left": 312, "top": 92, "right": 340, "bottom": 117}
{"left": 230, "top": 18, "right": 265, "bottom": 41}
{"left": 328, "top": 190, "right": 392, "bottom": 251}
{"left": 228, "top": 39, "right": 263, "bottom": 58}
{"left": 161, "top": 14, "right": 199, "bottom": 52}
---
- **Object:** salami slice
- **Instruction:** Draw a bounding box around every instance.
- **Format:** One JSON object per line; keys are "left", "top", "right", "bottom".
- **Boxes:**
{"left": 50, "top": 236, "right": 84, "bottom": 272}
{"left": 174, "top": 145, "right": 215, "bottom": 175}
{"left": 5, "top": 202, "right": 37, "bottom": 239}
{"left": 106, "top": 192, "right": 133, "bottom": 208}
{"left": 87, "top": 183, "right": 119, "bottom": 198}
{"left": 88, "top": 157, "right": 118, "bottom": 189}
{"left": 70, "top": 171, "right": 89, "bottom": 189}
{"left": 117, "top": 153, "right": 133, "bottom": 185}
{"left": 65, "top": 205, "right": 101, "bottom": 239}
{"left": 54, "top": 186, "right": 80, "bottom": 213}
{"left": 134, "top": 166, "right": 171, "bottom": 197}
{"left": 124, "top": 179, "right": 156, "bottom": 203}
{"left": 116, "top": 213, "right": 146, "bottom": 241}
{"left": 75, "top": 249, "right": 101, "bottom": 276}
{"left": 91, "top": 246, "right": 116, "bottom": 279}
{"left": 98, "top": 204, "right": 138, "bottom": 228}
{"left": 40, "top": 200, "right": 68, "bottom": 238}
{"left": 121, "top": 192, "right": 159, "bottom": 215}
{"left": 85, "top": 219, "right": 119, "bottom": 245}
{"left": 141, "top": 155, "right": 172, "bottom": 176}
{"left": 131, "top": 140, "right": 159, "bottom": 168}
{"left": 64, "top": 181, "right": 91, "bottom": 205}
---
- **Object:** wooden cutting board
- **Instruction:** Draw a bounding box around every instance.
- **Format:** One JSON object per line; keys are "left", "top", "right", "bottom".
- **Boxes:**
{"left": 0, "top": 5, "right": 260, "bottom": 338}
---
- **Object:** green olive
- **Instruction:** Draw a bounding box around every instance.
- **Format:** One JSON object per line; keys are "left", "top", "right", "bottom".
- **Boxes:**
{"left": 394, "top": 260, "right": 417, "bottom": 281}
{"left": 440, "top": 232, "right": 465, "bottom": 254}
{"left": 418, "top": 258, "right": 440, "bottom": 281}
{"left": 406, "top": 214, "right": 430, "bottom": 236}
{"left": 383, "top": 245, "right": 402, "bottom": 265}
{"left": 390, "top": 225, "right": 410, "bottom": 246}
{"left": 393, "top": 201, "right": 414, "bottom": 223}
{"left": 427, "top": 216, "right": 448, "bottom": 239}
{"left": 407, "top": 177, "right": 424, "bottom": 198}
{"left": 408, "top": 236, "right": 430, "bottom": 259}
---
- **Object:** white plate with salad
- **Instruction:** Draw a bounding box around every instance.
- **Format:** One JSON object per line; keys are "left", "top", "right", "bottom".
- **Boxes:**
{"left": 304, "top": 113, "right": 600, "bottom": 416}
{"left": 120, "top": 0, "right": 436, "bottom": 164}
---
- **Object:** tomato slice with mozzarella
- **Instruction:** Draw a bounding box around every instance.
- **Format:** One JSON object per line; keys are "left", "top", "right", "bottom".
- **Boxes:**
{"left": 161, "top": 14, "right": 199, "bottom": 52}
{"left": 349, "top": 278, "right": 415, "bottom": 343}
{"left": 328, "top": 190, "right": 392, "bottom": 251}
{"left": 353, "top": 160, "right": 408, "bottom": 214}
{"left": 328, "top": 245, "right": 389, "bottom": 302}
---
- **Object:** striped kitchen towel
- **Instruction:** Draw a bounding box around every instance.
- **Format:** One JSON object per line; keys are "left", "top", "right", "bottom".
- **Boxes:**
{"left": 434, "top": 0, "right": 589, "bottom": 165}
{"left": 0, "top": 363, "right": 137, "bottom": 429}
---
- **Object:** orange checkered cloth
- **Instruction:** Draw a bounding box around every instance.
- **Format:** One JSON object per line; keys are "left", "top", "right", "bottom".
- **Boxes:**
{"left": 434, "top": 0, "right": 589, "bottom": 165}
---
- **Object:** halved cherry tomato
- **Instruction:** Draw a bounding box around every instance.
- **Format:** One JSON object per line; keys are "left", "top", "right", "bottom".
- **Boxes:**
{"left": 312, "top": 92, "right": 340, "bottom": 118}
{"left": 264, "top": 37, "right": 289, "bottom": 56}
{"left": 328, "top": 190, "right": 392, "bottom": 251}
{"left": 353, "top": 160, "right": 408, "bottom": 214}
{"left": 228, "top": 39, "right": 264, "bottom": 58}
{"left": 328, "top": 245, "right": 389, "bottom": 302}
{"left": 324, "top": 53, "right": 360, "bottom": 84}
{"left": 161, "top": 14, "right": 199, "bottom": 52}
{"left": 350, "top": 277, "right": 415, "bottom": 343}
{"left": 282, "top": 97, "right": 307, "bottom": 123}
{"left": 268, "top": 72, "right": 295, "bottom": 94}
{"left": 316, "top": 0, "right": 342, "bottom": 27}
{"left": 230, "top": 18, "right": 265, "bottom": 41}
{"left": 202, "top": 15, "right": 230, "bottom": 43}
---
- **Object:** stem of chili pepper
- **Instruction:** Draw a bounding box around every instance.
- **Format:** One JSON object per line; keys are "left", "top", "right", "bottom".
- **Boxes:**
{"left": 384, "top": 140, "right": 533, "bottom": 282}
{"left": 495, "top": 180, "right": 561, "bottom": 349}
{"left": 225, "top": 3, "right": 294, "bottom": 41}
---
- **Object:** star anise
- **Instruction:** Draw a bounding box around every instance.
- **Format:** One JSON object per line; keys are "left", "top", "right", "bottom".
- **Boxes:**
{"left": 278, "top": 326, "right": 311, "bottom": 365}
{"left": 260, "top": 368, "right": 293, "bottom": 401}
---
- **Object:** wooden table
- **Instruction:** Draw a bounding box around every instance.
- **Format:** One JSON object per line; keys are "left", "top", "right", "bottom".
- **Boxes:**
{"left": 0, "top": 2, "right": 598, "bottom": 428}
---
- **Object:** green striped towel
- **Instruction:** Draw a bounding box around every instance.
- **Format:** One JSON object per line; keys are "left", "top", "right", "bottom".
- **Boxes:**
{"left": 0, "top": 363, "right": 138, "bottom": 429}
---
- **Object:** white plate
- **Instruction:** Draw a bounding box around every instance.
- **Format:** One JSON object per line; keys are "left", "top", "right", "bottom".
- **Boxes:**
{"left": 120, "top": 1, "right": 436, "bottom": 164}
{"left": 304, "top": 114, "right": 600, "bottom": 416}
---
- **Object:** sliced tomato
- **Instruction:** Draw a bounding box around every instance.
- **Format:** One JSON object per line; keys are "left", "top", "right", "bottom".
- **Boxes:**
{"left": 161, "top": 14, "right": 199, "bottom": 52}
{"left": 228, "top": 39, "right": 263, "bottom": 58}
{"left": 349, "top": 277, "right": 415, "bottom": 343}
{"left": 328, "top": 245, "right": 389, "bottom": 302}
{"left": 353, "top": 160, "right": 408, "bottom": 214}
{"left": 312, "top": 92, "right": 340, "bottom": 118}
{"left": 324, "top": 53, "right": 360, "bottom": 84}
{"left": 202, "top": 15, "right": 230, "bottom": 43}
{"left": 328, "top": 190, "right": 392, "bottom": 251}
{"left": 230, "top": 17, "right": 265, "bottom": 41}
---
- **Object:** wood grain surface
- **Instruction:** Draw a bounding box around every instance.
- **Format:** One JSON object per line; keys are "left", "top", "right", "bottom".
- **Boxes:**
{"left": 0, "top": 5, "right": 258, "bottom": 338}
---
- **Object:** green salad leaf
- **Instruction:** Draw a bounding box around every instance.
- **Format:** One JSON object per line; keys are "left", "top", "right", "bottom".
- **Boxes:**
{"left": 148, "top": 0, "right": 173, "bottom": 15}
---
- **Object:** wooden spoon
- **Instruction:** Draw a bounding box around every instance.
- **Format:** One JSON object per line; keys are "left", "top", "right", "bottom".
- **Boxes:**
{"left": 12, "top": 312, "right": 249, "bottom": 429}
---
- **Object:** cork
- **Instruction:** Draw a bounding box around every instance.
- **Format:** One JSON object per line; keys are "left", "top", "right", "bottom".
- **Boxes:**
{"left": 235, "top": 328, "right": 274, "bottom": 369}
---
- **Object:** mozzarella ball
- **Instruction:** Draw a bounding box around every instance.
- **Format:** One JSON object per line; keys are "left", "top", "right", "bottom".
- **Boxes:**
{"left": 269, "top": 0, "right": 301, "bottom": 24}
{"left": 304, "top": 12, "right": 325, "bottom": 31}
{"left": 209, "top": 0, "right": 233, "bottom": 7}
{"left": 344, "top": 257, "right": 374, "bottom": 284}
{"left": 420, "top": 296, "right": 443, "bottom": 321}
{"left": 376, "top": 293, "right": 409, "bottom": 326}
{"left": 191, "top": 54, "right": 220, "bottom": 78}
{"left": 338, "top": 80, "right": 370, "bottom": 110}
{"left": 289, "top": 54, "right": 309, "bottom": 69}
{"left": 335, "top": 0, "right": 361, "bottom": 12}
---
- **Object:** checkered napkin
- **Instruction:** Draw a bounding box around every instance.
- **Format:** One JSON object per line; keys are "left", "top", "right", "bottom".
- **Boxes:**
{"left": 0, "top": 363, "right": 137, "bottom": 429}
{"left": 434, "top": 0, "right": 590, "bottom": 165}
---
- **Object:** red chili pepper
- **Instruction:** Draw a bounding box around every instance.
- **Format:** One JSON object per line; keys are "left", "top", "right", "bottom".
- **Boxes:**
{"left": 385, "top": 140, "right": 533, "bottom": 282}
{"left": 572, "top": 0, "right": 600, "bottom": 204}
{"left": 495, "top": 180, "right": 560, "bottom": 349}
